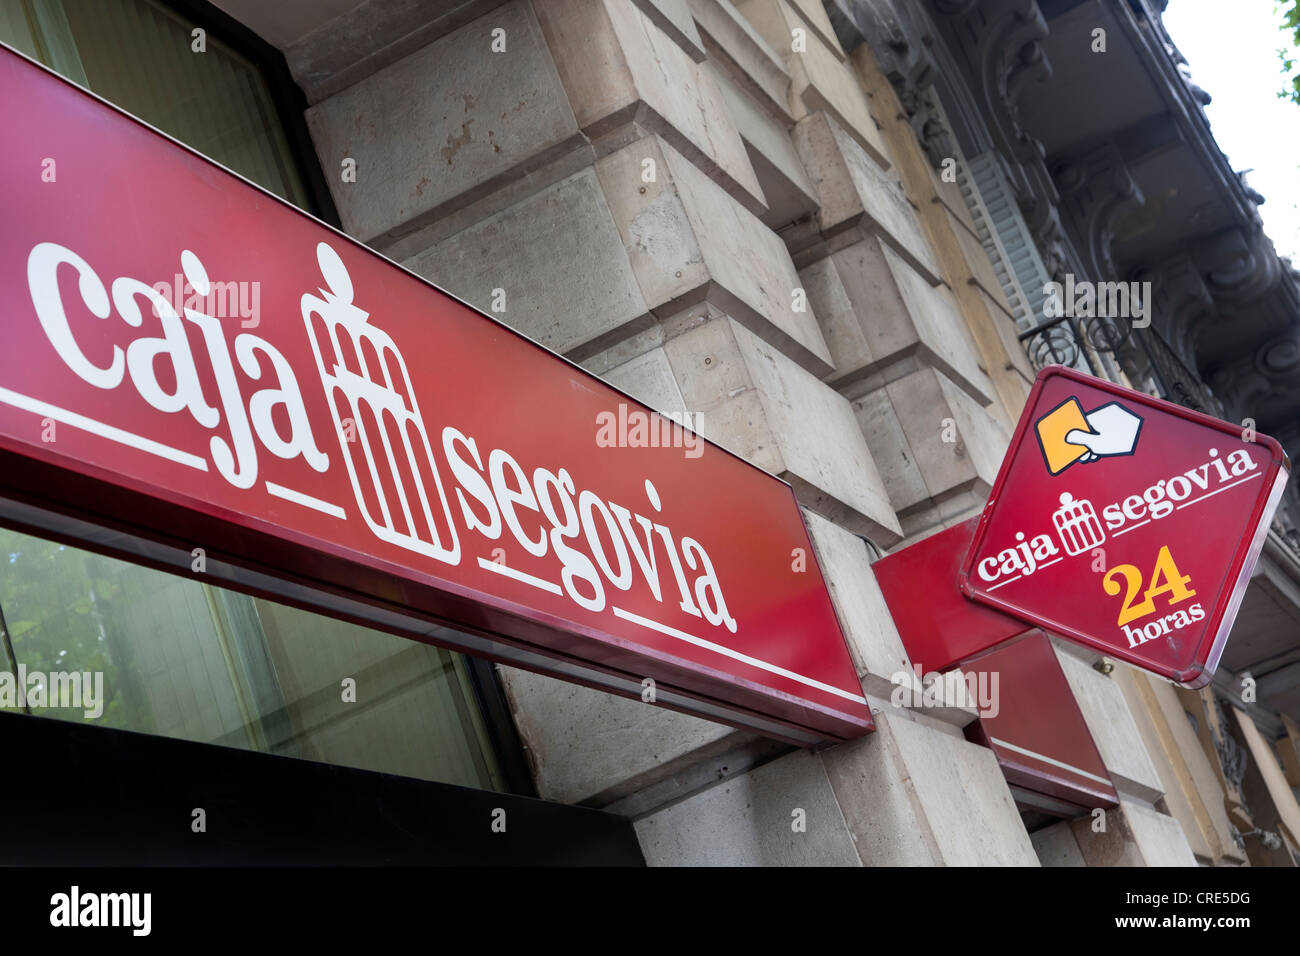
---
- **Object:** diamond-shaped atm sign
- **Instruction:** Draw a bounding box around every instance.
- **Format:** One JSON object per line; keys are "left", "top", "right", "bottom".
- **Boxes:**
{"left": 959, "top": 366, "right": 1290, "bottom": 687}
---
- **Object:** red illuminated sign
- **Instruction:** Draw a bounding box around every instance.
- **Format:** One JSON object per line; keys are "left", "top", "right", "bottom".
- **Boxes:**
{"left": 0, "top": 45, "right": 870, "bottom": 743}
{"left": 959, "top": 365, "right": 1289, "bottom": 687}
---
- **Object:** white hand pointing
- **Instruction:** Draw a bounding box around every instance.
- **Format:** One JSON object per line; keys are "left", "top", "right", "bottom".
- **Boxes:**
{"left": 1065, "top": 403, "right": 1142, "bottom": 460}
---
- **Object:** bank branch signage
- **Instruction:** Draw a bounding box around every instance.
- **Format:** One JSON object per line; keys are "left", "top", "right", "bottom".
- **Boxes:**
{"left": 0, "top": 45, "right": 871, "bottom": 743}
{"left": 960, "top": 365, "right": 1290, "bottom": 687}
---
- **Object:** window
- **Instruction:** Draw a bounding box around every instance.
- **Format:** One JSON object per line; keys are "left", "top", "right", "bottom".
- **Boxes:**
{"left": 0, "top": 527, "right": 508, "bottom": 791}
{"left": 1, "top": 0, "right": 317, "bottom": 209}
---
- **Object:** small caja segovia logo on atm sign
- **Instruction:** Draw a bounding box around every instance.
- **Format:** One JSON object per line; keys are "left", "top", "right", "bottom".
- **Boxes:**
{"left": 960, "top": 365, "right": 1290, "bottom": 687}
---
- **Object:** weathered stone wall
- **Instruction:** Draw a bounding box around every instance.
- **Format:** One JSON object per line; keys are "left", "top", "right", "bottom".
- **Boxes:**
{"left": 278, "top": 0, "right": 1195, "bottom": 866}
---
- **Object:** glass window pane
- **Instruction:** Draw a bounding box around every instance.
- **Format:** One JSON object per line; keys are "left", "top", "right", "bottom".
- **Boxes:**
{"left": 0, "top": 527, "right": 505, "bottom": 792}
{"left": 0, "top": 2, "right": 44, "bottom": 61}
{"left": 0, "top": 0, "right": 312, "bottom": 207}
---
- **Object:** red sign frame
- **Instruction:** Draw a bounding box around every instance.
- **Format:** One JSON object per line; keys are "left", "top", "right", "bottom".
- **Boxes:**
{"left": 0, "top": 43, "right": 871, "bottom": 744}
{"left": 961, "top": 631, "right": 1119, "bottom": 814}
{"left": 959, "top": 365, "right": 1289, "bottom": 688}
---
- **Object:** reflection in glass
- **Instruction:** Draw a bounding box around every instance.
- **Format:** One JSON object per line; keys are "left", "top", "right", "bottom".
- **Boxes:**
{"left": 0, "top": 528, "right": 504, "bottom": 792}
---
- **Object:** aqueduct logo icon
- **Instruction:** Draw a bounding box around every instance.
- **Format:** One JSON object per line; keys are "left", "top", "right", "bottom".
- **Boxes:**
{"left": 302, "top": 242, "right": 462, "bottom": 564}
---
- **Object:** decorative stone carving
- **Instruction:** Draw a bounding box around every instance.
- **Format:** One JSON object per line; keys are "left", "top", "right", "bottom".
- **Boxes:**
{"left": 1213, "top": 702, "right": 1248, "bottom": 795}
{"left": 959, "top": 0, "right": 1051, "bottom": 168}
{"left": 1206, "top": 358, "right": 1273, "bottom": 423}
{"left": 1198, "top": 228, "right": 1284, "bottom": 306}
{"left": 1142, "top": 258, "right": 1215, "bottom": 371}
{"left": 843, "top": 0, "right": 953, "bottom": 171}
{"left": 1257, "top": 334, "right": 1300, "bottom": 379}
{"left": 1053, "top": 140, "right": 1145, "bottom": 283}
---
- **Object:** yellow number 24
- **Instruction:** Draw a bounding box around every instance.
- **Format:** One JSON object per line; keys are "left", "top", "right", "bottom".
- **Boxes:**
{"left": 1102, "top": 546, "right": 1196, "bottom": 627}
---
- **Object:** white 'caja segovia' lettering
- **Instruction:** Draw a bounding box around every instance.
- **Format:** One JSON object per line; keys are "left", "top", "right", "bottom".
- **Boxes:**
{"left": 24, "top": 241, "right": 736, "bottom": 634}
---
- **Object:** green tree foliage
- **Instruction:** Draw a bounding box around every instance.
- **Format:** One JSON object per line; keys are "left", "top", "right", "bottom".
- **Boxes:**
{"left": 1279, "top": 0, "right": 1300, "bottom": 104}
{"left": 0, "top": 529, "right": 152, "bottom": 728}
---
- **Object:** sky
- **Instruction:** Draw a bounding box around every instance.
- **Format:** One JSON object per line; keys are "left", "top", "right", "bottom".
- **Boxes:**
{"left": 1162, "top": 0, "right": 1300, "bottom": 261}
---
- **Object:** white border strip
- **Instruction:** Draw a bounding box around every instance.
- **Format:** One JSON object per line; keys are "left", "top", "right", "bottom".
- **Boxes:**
{"left": 1112, "top": 517, "right": 1151, "bottom": 538}
{"left": 476, "top": 557, "right": 562, "bottom": 595}
{"left": 265, "top": 481, "right": 346, "bottom": 519}
{"left": 612, "top": 605, "right": 868, "bottom": 705}
{"left": 0, "top": 387, "right": 207, "bottom": 470}
{"left": 991, "top": 735, "right": 1113, "bottom": 786}
{"left": 1176, "top": 471, "right": 1262, "bottom": 509}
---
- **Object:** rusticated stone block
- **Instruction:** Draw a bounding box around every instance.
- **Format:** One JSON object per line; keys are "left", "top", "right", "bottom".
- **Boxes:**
{"left": 662, "top": 310, "right": 901, "bottom": 543}
{"left": 536, "top": 0, "right": 766, "bottom": 212}
{"left": 792, "top": 111, "right": 939, "bottom": 282}
{"left": 736, "top": 0, "right": 887, "bottom": 165}
{"left": 852, "top": 366, "right": 1009, "bottom": 538}
{"left": 406, "top": 168, "right": 650, "bottom": 360}
{"left": 306, "top": 0, "right": 584, "bottom": 246}
{"left": 800, "top": 234, "right": 994, "bottom": 404}
{"left": 596, "top": 135, "right": 833, "bottom": 375}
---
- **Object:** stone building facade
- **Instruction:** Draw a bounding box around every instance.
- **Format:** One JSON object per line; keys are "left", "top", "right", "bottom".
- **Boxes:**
{"left": 201, "top": 0, "right": 1300, "bottom": 865}
{"left": 6, "top": 0, "right": 1298, "bottom": 864}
